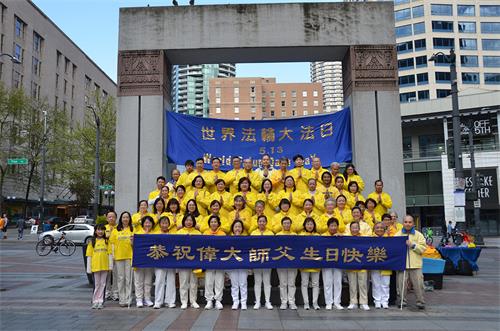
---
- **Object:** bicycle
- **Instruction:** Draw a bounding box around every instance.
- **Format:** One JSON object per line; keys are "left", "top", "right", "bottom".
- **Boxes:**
{"left": 36, "top": 232, "right": 76, "bottom": 256}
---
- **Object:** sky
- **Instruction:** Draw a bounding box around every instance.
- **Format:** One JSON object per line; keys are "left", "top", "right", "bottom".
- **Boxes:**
{"left": 32, "top": 0, "right": 341, "bottom": 83}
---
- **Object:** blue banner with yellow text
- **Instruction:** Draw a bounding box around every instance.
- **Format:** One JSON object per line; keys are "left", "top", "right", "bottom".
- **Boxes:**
{"left": 132, "top": 235, "right": 407, "bottom": 270}
{"left": 166, "top": 108, "right": 352, "bottom": 170}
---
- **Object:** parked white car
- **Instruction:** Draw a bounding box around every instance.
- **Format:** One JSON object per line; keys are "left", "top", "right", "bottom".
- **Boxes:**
{"left": 38, "top": 224, "right": 94, "bottom": 245}
{"left": 73, "top": 215, "right": 95, "bottom": 225}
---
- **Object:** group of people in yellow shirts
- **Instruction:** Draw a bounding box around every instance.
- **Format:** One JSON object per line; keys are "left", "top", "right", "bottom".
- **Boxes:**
{"left": 86, "top": 154, "right": 427, "bottom": 311}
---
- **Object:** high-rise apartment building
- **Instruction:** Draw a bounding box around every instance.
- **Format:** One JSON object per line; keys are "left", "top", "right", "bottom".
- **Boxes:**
{"left": 208, "top": 77, "right": 323, "bottom": 120}
{"left": 171, "top": 64, "right": 236, "bottom": 117}
{"left": 394, "top": 1, "right": 500, "bottom": 102}
{"left": 0, "top": 0, "right": 116, "bottom": 124}
{"left": 310, "top": 61, "right": 343, "bottom": 112}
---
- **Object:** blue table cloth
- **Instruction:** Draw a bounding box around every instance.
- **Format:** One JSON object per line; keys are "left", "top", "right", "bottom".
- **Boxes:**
{"left": 437, "top": 247, "right": 482, "bottom": 271}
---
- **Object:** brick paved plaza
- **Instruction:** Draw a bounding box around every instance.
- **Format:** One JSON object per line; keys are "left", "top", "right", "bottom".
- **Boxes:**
{"left": 0, "top": 234, "right": 499, "bottom": 331}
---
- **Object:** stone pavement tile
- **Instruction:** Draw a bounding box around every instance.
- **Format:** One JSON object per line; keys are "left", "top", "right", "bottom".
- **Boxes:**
{"left": 238, "top": 313, "right": 283, "bottom": 330}
{"left": 431, "top": 320, "right": 500, "bottom": 331}
{"left": 143, "top": 309, "right": 183, "bottom": 331}
{"left": 281, "top": 319, "right": 359, "bottom": 330}
{"left": 166, "top": 308, "right": 203, "bottom": 330}
{"left": 213, "top": 308, "right": 240, "bottom": 330}
{"left": 190, "top": 309, "right": 221, "bottom": 331}
{"left": 355, "top": 319, "right": 444, "bottom": 330}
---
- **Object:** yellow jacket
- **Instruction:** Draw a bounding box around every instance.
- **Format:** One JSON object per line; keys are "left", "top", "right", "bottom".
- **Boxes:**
{"left": 256, "top": 192, "right": 280, "bottom": 219}
{"left": 176, "top": 227, "right": 201, "bottom": 235}
{"left": 363, "top": 210, "right": 381, "bottom": 226}
{"left": 131, "top": 212, "right": 154, "bottom": 232}
{"left": 200, "top": 214, "right": 230, "bottom": 234}
{"left": 270, "top": 169, "right": 289, "bottom": 192}
{"left": 347, "top": 192, "right": 365, "bottom": 209}
{"left": 318, "top": 212, "right": 346, "bottom": 234}
{"left": 333, "top": 208, "right": 353, "bottom": 228}
{"left": 309, "top": 167, "right": 328, "bottom": 185}
{"left": 241, "top": 170, "right": 263, "bottom": 191}
{"left": 318, "top": 184, "right": 336, "bottom": 201}
{"left": 105, "top": 224, "right": 117, "bottom": 240}
{"left": 288, "top": 167, "right": 311, "bottom": 192}
{"left": 163, "top": 212, "right": 183, "bottom": 233}
{"left": 184, "top": 188, "right": 211, "bottom": 216}
{"left": 344, "top": 174, "right": 365, "bottom": 192}
{"left": 303, "top": 190, "right": 326, "bottom": 215}
{"left": 148, "top": 189, "right": 161, "bottom": 204}
{"left": 230, "top": 191, "right": 258, "bottom": 211}
{"left": 177, "top": 170, "right": 195, "bottom": 192}
{"left": 344, "top": 220, "right": 373, "bottom": 236}
{"left": 275, "top": 188, "right": 305, "bottom": 216}
{"left": 203, "top": 170, "right": 226, "bottom": 193}
{"left": 228, "top": 209, "right": 253, "bottom": 233}
{"left": 250, "top": 228, "right": 274, "bottom": 236}
{"left": 395, "top": 228, "right": 426, "bottom": 269}
{"left": 276, "top": 230, "right": 297, "bottom": 236}
{"left": 294, "top": 211, "right": 320, "bottom": 233}
{"left": 271, "top": 210, "right": 293, "bottom": 234}
{"left": 367, "top": 191, "right": 393, "bottom": 216}
{"left": 225, "top": 168, "right": 245, "bottom": 194}
{"left": 203, "top": 228, "right": 226, "bottom": 236}
{"left": 207, "top": 190, "right": 233, "bottom": 218}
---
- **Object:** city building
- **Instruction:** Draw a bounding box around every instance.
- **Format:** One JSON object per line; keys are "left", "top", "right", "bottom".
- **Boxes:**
{"left": 310, "top": 61, "right": 344, "bottom": 112}
{"left": 208, "top": 77, "right": 324, "bottom": 120}
{"left": 401, "top": 89, "right": 499, "bottom": 235}
{"left": 394, "top": 1, "right": 500, "bottom": 102}
{"left": 171, "top": 64, "right": 236, "bottom": 117}
{"left": 0, "top": 0, "right": 116, "bottom": 124}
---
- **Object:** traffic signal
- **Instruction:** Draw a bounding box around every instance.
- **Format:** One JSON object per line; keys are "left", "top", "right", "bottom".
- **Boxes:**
{"left": 447, "top": 138, "right": 455, "bottom": 169}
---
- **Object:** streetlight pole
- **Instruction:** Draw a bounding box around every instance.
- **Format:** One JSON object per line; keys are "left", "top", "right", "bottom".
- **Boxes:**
{"left": 429, "top": 49, "right": 465, "bottom": 225}
{"left": 39, "top": 110, "right": 47, "bottom": 220}
{"left": 87, "top": 105, "right": 100, "bottom": 219}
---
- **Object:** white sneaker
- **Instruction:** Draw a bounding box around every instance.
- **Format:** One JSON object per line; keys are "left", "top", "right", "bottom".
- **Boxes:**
{"left": 304, "top": 304, "right": 310, "bottom": 310}
{"left": 265, "top": 302, "right": 273, "bottom": 310}
{"left": 191, "top": 302, "right": 200, "bottom": 309}
{"left": 215, "top": 301, "right": 223, "bottom": 310}
{"left": 334, "top": 304, "right": 344, "bottom": 310}
{"left": 375, "top": 303, "right": 381, "bottom": 309}
{"left": 347, "top": 304, "right": 357, "bottom": 310}
{"left": 241, "top": 303, "right": 247, "bottom": 310}
{"left": 181, "top": 303, "right": 188, "bottom": 309}
{"left": 382, "top": 303, "right": 389, "bottom": 309}
{"left": 253, "top": 303, "right": 261, "bottom": 310}
{"left": 313, "top": 304, "right": 320, "bottom": 310}
{"left": 325, "top": 304, "right": 332, "bottom": 310}
{"left": 280, "top": 303, "right": 287, "bottom": 310}
{"left": 289, "top": 303, "right": 297, "bottom": 310}
{"left": 144, "top": 299, "right": 154, "bottom": 307}
{"left": 97, "top": 303, "right": 103, "bottom": 309}
{"left": 153, "top": 304, "right": 161, "bottom": 309}
{"left": 168, "top": 303, "right": 176, "bottom": 308}
{"left": 360, "top": 304, "right": 370, "bottom": 311}
{"left": 205, "top": 301, "right": 213, "bottom": 310}
{"left": 136, "top": 300, "right": 143, "bottom": 308}
{"left": 91, "top": 302, "right": 98, "bottom": 309}
{"left": 232, "top": 302, "right": 239, "bottom": 310}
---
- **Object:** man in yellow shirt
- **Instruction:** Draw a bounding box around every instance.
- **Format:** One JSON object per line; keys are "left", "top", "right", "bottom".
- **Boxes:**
{"left": 187, "top": 158, "right": 210, "bottom": 188}
{"left": 309, "top": 157, "right": 328, "bottom": 185}
{"left": 288, "top": 154, "right": 310, "bottom": 192}
{"left": 255, "top": 154, "right": 275, "bottom": 180}
{"left": 271, "top": 157, "right": 290, "bottom": 192}
{"left": 367, "top": 180, "right": 393, "bottom": 216}
{"left": 148, "top": 176, "right": 166, "bottom": 206}
{"left": 329, "top": 162, "right": 345, "bottom": 183}
{"left": 242, "top": 158, "right": 262, "bottom": 191}
{"left": 204, "top": 157, "right": 226, "bottom": 193}
{"left": 304, "top": 178, "right": 326, "bottom": 215}
{"left": 225, "top": 156, "right": 244, "bottom": 194}
{"left": 177, "top": 160, "right": 195, "bottom": 192}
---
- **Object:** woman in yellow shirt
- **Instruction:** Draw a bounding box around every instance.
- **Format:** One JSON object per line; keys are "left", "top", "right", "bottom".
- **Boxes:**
{"left": 86, "top": 224, "right": 112, "bottom": 309}
{"left": 333, "top": 176, "right": 349, "bottom": 200}
{"left": 165, "top": 198, "right": 183, "bottom": 233}
{"left": 364, "top": 198, "right": 381, "bottom": 225}
{"left": 132, "top": 200, "right": 153, "bottom": 232}
{"left": 110, "top": 212, "right": 134, "bottom": 307}
{"left": 174, "top": 185, "right": 187, "bottom": 214}
{"left": 234, "top": 177, "right": 258, "bottom": 212}
{"left": 228, "top": 220, "right": 248, "bottom": 310}
{"left": 179, "top": 199, "right": 201, "bottom": 232}
{"left": 133, "top": 216, "right": 155, "bottom": 308}
{"left": 276, "top": 217, "right": 298, "bottom": 310}
{"left": 271, "top": 198, "right": 293, "bottom": 233}
{"left": 203, "top": 215, "right": 226, "bottom": 310}
{"left": 152, "top": 197, "right": 168, "bottom": 227}
{"left": 250, "top": 215, "right": 274, "bottom": 310}
{"left": 347, "top": 206, "right": 373, "bottom": 236}
{"left": 176, "top": 214, "right": 202, "bottom": 309}
{"left": 347, "top": 181, "right": 365, "bottom": 210}
{"left": 276, "top": 176, "right": 304, "bottom": 216}
{"left": 294, "top": 198, "right": 320, "bottom": 233}
{"left": 333, "top": 195, "right": 353, "bottom": 228}
{"left": 299, "top": 218, "right": 321, "bottom": 310}
{"left": 319, "top": 198, "right": 346, "bottom": 234}
{"left": 208, "top": 179, "right": 233, "bottom": 218}
{"left": 304, "top": 178, "right": 326, "bottom": 216}
{"left": 249, "top": 200, "right": 267, "bottom": 234}
{"left": 228, "top": 195, "right": 253, "bottom": 233}
{"left": 256, "top": 179, "right": 279, "bottom": 219}
{"left": 346, "top": 221, "right": 370, "bottom": 311}
{"left": 184, "top": 175, "right": 210, "bottom": 216}
{"left": 153, "top": 216, "right": 176, "bottom": 309}
{"left": 160, "top": 186, "right": 170, "bottom": 204}
{"left": 321, "top": 218, "right": 344, "bottom": 310}
{"left": 201, "top": 200, "right": 230, "bottom": 234}
{"left": 343, "top": 164, "right": 365, "bottom": 192}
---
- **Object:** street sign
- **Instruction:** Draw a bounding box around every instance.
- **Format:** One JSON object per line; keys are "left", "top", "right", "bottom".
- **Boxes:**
{"left": 7, "top": 158, "right": 28, "bottom": 165}
{"left": 473, "top": 200, "right": 481, "bottom": 208}
{"left": 99, "top": 185, "right": 113, "bottom": 190}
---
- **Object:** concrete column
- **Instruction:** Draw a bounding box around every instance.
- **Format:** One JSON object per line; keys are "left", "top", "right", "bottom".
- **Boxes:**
{"left": 343, "top": 45, "right": 406, "bottom": 218}
{"left": 115, "top": 50, "right": 171, "bottom": 213}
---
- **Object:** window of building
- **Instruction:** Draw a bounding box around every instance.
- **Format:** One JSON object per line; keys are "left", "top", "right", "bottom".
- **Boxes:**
{"left": 457, "top": 5, "right": 475, "bottom": 16}
{"left": 415, "top": 55, "right": 427, "bottom": 67}
{"left": 234, "top": 117, "right": 239, "bottom": 120}
{"left": 56, "top": 51, "right": 62, "bottom": 68}
{"left": 395, "top": 24, "right": 412, "bottom": 37}
{"left": 31, "top": 82, "right": 40, "bottom": 99}
{"left": 458, "top": 21, "right": 476, "bottom": 33}
{"left": 435, "top": 72, "right": 451, "bottom": 83}
{"left": 313, "top": 100, "right": 319, "bottom": 107}
{"left": 403, "top": 136, "right": 412, "bottom": 159}
{"left": 394, "top": 0, "right": 409, "bottom": 5}
{"left": 14, "top": 44, "right": 23, "bottom": 63}
{"left": 417, "top": 73, "right": 428, "bottom": 85}
{"left": 270, "top": 110, "right": 275, "bottom": 117}
{"left": 418, "top": 90, "right": 430, "bottom": 100}
{"left": 480, "top": 5, "right": 500, "bottom": 17}
{"left": 397, "top": 41, "right": 413, "bottom": 53}
{"left": 292, "top": 109, "right": 296, "bottom": 116}
{"left": 215, "top": 87, "right": 221, "bottom": 97}
{"left": 72, "top": 64, "right": 77, "bottom": 80}
{"left": 292, "top": 100, "right": 297, "bottom": 107}
{"left": 436, "top": 89, "right": 451, "bottom": 98}
{"left": 432, "top": 20, "right": 453, "bottom": 32}
{"left": 234, "top": 107, "right": 239, "bottom": 113}
{"left": 433, "top": 37, "right": 454, "bottom": 48}
{"left": 55, "top": 73, "right": 59, "bottom": 89}
{"left": 280, "top": 91, "right": 286, "bottom": 98}
{"left": 302, "top": 100, "right": 308, "bottom": 107}
{"left": 398, "top": 57, "right": 414, "bottom": 70}
{"left": 233, "top": 87, "right": 239, "bottom": 96}
{"left": 291, "top": 90, "right": 296, "bottom": 97}
{"left": 399, "top": 91, "right": 416, "bottom": 103}
{"left": 281, "top": 110, "right": 286, "bottom": 117}
{"left": 460, "top": 55, "right": 478, "bottom": 67}
{"left": 33, "top": 32, "right": 43, "bottom": 54}
{"left": 484, "top": 73, "right": 500, "bottom": 84}
{"left": 303, "top": 110, "right": 308, "bottom": 116}
{"left": 32, "top": 57, "right": 40, "bottom": 77}
{"left": 481, "top": 22, "right": 500, "bottom": 33}
{"left": 414, "top": 38, "right": 426, "bottom": 50}
{"left": 270, "top": 101, "right": 275, "bottom": 108}
{"left": 12, "top": 70, "right": 22, "bottom": 88}
{"left": 395, "top": 8, "right": 411, "bottom": 21}
{"left": 413, "top": 22, "right": 425, "bottom": 34}
{"left": 462, "top": 72, "right": 480, "bottom": 84}
{"left": 302, "top": 91, "right": 307, "bottom": 97}
{"left": 71, "top": 85, "right": 75, "bottom": 99}
{"left": 399, "top": 74, "right": 415, "bottom": 86}
{"left": 64, "top": 79, "right": 68, "bottom": 94}
{"left": 215, "top": 107, "right": 221, "bottom": 114}
{"left": 419, "top": 134, "right": 444, "bottom": 158}
{"left": 270, "top": 91, "right": 275, "bottom": 98}
{"left": 251, "top": 106, "right": 256, "bottom": 113}
{"left": 250, "top": 86, "right": 255, "bottom": 93}
{"left": 14, "top": 16, "right": 25, "bottom": 38}
{"left": 0, "top": 34, "right": 4, "bottom": 53}
{"left": 313, "top": 90, "right": 318, "bottom": 97}
{"left": 0, "top": 4, "right": 6, "bottom": 25}
{"left": 482, "top": 39, "right": 500, "bottom": 50}
{"left": 459, "top": 38, "right": 477, "bottom": 50}
{"left": 431, "top": 4, "right": 452, "bottom": 16}
{"left": 281, "top": 100, "right": 286, "bottom": 107}
{"left": 483, "top": 56, "right": 500, "bottom": 67}
{"left": 412, "top": 5, "right": 424, "bottom": 18}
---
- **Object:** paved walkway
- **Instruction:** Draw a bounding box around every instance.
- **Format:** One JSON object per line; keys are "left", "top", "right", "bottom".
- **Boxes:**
{"left": 0, "top": 239, "right": 499, "bottom": 331}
